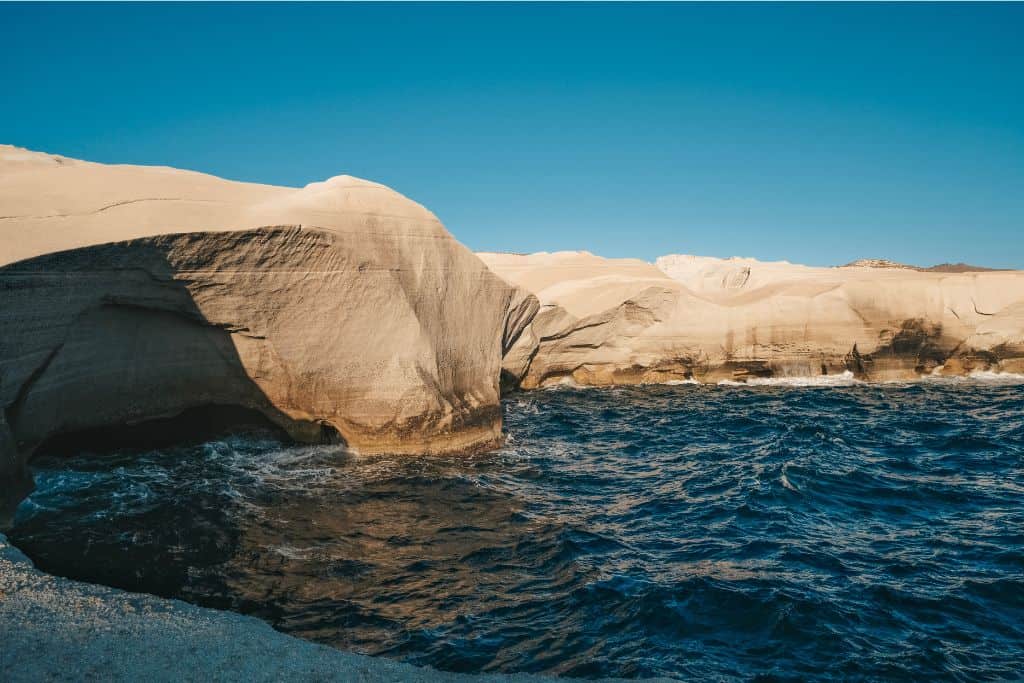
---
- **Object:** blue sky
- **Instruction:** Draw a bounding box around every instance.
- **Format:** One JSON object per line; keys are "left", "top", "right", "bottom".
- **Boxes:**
{"left": 3, "top": 2, "right": 1022, "bottom": 267}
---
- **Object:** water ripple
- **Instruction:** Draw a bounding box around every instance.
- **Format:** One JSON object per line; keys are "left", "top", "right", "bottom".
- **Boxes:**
{"left": 10, "top": 382, "right": 1024, "bottom": 680}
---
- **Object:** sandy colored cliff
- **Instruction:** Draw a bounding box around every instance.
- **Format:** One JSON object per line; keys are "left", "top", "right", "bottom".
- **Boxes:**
{"left": 4, "top": 142, "right": 1024, "bottom": 520}
{"left": 480, "top": 251, "right": 1024, "bottom": 388}
{"left": 0, "top": 145, "right": 522, "bottom": 520}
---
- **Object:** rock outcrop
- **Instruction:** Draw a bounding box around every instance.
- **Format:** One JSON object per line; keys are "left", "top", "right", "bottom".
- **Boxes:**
{"left": 480, "top": 251, "right": 1024, "bottom": 388}
{"left": 0, "top": 532, "right": 662, "bottom": 683}
{"left": 0, "top": 145, "right": 520, "bottom": 521}
{"left": 4, "top": 143, "right": 1023, "bottom": 521}
{"left": 841, "top": 258, "right": 1007, "bottom": 273}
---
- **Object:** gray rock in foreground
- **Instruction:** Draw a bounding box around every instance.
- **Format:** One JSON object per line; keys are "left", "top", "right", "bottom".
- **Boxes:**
{"left": 0, "top": 534, "right": 670, "bottom": 682}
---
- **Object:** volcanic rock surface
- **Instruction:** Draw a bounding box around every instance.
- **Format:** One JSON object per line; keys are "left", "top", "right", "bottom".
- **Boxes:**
{"left": 0, "top": 145, "right": 524, "bottom": 521}
{"left": 480, "top": 251, "right": 1024, "bottom": 388}
{"left": 4, "top": 142, "right": 1024, "bottom": 518}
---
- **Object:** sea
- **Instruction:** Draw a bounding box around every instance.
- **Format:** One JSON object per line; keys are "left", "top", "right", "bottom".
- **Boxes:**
{"left": 10, "top": 375, "right": 1024, "bottom": 681}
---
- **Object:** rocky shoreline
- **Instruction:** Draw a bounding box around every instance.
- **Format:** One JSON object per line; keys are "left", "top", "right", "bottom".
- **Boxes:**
{"left": 0, "top": 145, "right": 529, "bottom": 524}
{"left": 0, "top": 533, "right": 666, "bottom": 682}
{"left": 2, "top": 144, "right": 1023, "bottom": 678}
{"left": 483, "top": 251, "right": 1024, "bottom": 389}
{"left": 0, "top": 143, "right": 1019, "bottom": 679}
{"left": 3, "top": 144, "right": 1024, "bottom": 520}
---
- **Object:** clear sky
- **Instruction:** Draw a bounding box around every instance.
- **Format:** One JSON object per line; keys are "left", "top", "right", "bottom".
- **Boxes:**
{"left": 3, "top": 2, "right": 1022, "bottom": 267}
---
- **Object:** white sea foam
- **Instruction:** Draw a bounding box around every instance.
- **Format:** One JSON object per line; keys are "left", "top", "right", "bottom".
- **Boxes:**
{"left": 270, "top": 544, "right": 317, "bottom": 560}
{"left": 919, "top": 369, "right": 1024, "bottom": 385}
{"left": 966, "top": 370, "right": 1024, "bottom": 383}
{"left": 544, "top": 376, "right": 701, "bottom": 389}
{"left": 538, "top": 368, "right": 1023, "bottom": 390}
{"left": 540, "top": 376, "right": 601, "bottom": 391}
{"left": 717, "top": 371, "right": 860, "bottom": 387}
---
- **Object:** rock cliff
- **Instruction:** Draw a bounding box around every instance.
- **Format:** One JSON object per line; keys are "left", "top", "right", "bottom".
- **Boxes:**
{"left": 480, "top": 251, "right": 1024, "bottom": 388}
{"left": 0, "top": 145, "right": 520, "bottom": 522}
{"left": 5, "top": 143, "right": 1023, "bottom": 522}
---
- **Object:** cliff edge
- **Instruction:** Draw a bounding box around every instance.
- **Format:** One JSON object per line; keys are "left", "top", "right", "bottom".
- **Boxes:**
{"left": 0, "top": 146, "right": 521, "bottom": 522}
{"left": 480, "top": 251, "right": 1024, "bottom": 388}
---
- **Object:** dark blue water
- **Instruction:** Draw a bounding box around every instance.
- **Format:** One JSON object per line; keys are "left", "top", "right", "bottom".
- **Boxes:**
{"left": 10, "top": 379, "right": 1024, "bottom": 680}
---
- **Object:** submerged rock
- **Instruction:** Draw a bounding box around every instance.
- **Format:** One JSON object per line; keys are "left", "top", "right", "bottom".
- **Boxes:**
{"left": 0, "top": 146, "right": 520, "bottom": 520}
{"left": 480, "top": 251, "right": 1024, "bottom": 388}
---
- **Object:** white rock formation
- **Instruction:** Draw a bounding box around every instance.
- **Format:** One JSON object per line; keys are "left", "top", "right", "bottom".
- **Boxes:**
{"left": 480, "top": 251, "right": 1024, "bottom": 388}
{"left": 0, "top": 145, "right": 525, "bottom": 520}
{"left": 4, "top": 142, "right": 1023, "bottom": 520}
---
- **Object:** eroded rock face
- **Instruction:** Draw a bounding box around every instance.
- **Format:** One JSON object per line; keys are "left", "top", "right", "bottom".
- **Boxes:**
{"left": 0, "top": 146, "right": 519, "bottom": 521}
{"left": 480, "top": 251, "right": 1024, "bottom": 388}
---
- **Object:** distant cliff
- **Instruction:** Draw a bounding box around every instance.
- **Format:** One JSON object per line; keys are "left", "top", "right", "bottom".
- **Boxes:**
{"left": 841, "top": 258, "right": 1007, "bottom": 273}
{"left": 480, "top": 251, "right": 1024, "bottom": 388}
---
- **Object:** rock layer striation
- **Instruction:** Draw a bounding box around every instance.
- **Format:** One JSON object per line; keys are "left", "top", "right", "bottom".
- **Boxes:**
{"left": 480, "top": 251, "right": 1024, "bottom": 388}
{"left": 4, "top": 143, "right": 1024, "bottom": 519}
{"left": 0, "top": 145, "right": 522, "bottom": 521}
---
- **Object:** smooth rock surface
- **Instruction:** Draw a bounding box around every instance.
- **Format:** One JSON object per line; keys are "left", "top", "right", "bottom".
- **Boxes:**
{"left": 0, "top": 145, "right": 521, "bottom": 519}
{"left": 479, "top": 251, "right": 1024, "bottom": 388}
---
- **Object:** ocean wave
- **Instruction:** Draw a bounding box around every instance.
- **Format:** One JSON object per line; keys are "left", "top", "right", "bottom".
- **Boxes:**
{"left": 10, "top": 381, "right": 1024, "bottom": 681}
{"left": 965, "top": 370, "right": 1024, "bottom": 383}
{"left": 535, "top": 368, "right": 1024, "bottom": 390}
{"left": 540, "top": 376, "right": 596, "bottom": 390}
{"left": 917, "top": 368, "right": 1024, "bottom": 385}
{"left": 718, "top": 370, "right": 860, "bottom": 387}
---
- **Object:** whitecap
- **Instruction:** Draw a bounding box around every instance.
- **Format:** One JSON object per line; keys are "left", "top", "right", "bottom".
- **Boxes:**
{"left": 966, "top": 370, "right": 1024, "bottom": 383}
{"left": 540, "top": 376, "right": 601, "bottom": 390}
{"left": 919, "top": 370, "right": 1024, "bottom": 385}
{"left": 717, "top": 371, "right": 860, "bottom": 387}
{"left": 270, "top": 544, "right": 316, "bottom": 560}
